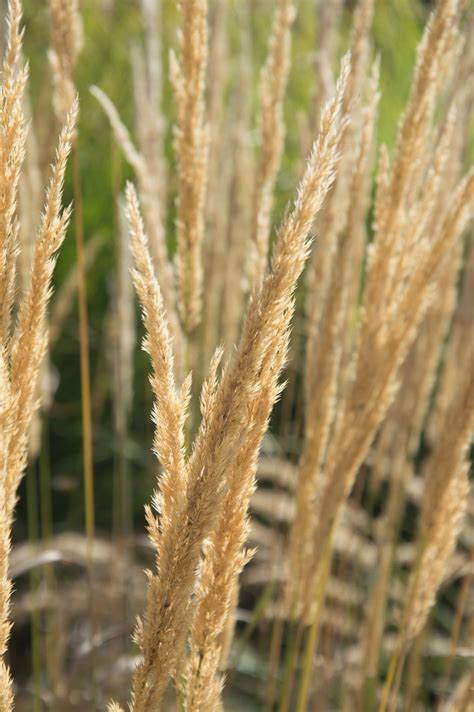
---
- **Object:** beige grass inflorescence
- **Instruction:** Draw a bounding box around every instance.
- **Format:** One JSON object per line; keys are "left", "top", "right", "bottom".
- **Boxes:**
{"left": 289, "top": 0, "right": 473, "bottom": 622}
{"left": 248, "top": 0, "right": 296, "bottom": 287}
{"left": 119, "top": 53, "right": 350, "bottom": 711}
{"left": 0, "top": 3, "right": 77, "bottom": 709}
{"left": 48, "top": 0, "right": 83, "bottom": 122}
{"left": 170, "top": 0, "right": 209, "bottom": 334}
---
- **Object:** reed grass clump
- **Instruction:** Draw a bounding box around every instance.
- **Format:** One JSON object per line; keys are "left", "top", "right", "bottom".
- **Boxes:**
{"left": 1, "top": 0, "right": 473, "bottom": 710}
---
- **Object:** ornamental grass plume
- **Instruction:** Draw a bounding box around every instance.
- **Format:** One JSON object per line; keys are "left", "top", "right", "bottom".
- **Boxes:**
{"left": 118, "top": 54, "right": 350, "bottom": 711}
{"left": 377, "top": 320, "right": 474, "bottom": 710}
{"left": 2, "top": 0, "right": 473, "bottom": 708}
{"left": 0, "top": 3, "right": 77, "bottom": 707}
{"left": 170, "top": 0, "right": 209, "bottom": 334}
{"left": 48, "top": 0, "right": 83, "bottom": 121}
{"left": 218, "top": 6, "right": 254, "bottom": 355}
{"left": 249, "top": 0, "right": 296, "bottom": 287}
{"left": 406, "top": 370, "right": 473, "bottom": 642}
{"left": 300, "top": 0, "right": 473, "bottom": 613}
{"left": 358, "top": 233, "right": 463, "bottom": 698}
{"left": 182, "top": 329, "right": 288, "bottom": 712}
{"left": 123, "top": 183, "right": 193, "bottom": 711}
{"left": 200, "top": 0, "right": 230, "bottom": 365}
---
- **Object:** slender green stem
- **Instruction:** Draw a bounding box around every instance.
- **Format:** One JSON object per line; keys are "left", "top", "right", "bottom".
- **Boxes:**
{"left": 404, "top": 627, "right": 425, "bottom": 710}
{"left": 39, "top": 418, "right": 53, "bottom": 541}
{"left": 72, "top": 139, "right": 98, "bottom": 706}
{"left": 360, "top": 675, "right": 377, "bottom": 712}
{"left": 378, "top": 637, "right": 402, "bottom": 712}
{"left": 265, "top": 609, "right": 285, "bottom": 711}
{"left": 39, "top": 419, "right": 58, "bottom": 696}
{"left": 438, "top": 556, "right": 472, "bottom": 707}
{"left": 277, "top": 620, "right": 303, "bottom": 712}
{"left": 379, "top": 532, "right": 428, "bottom": 712}
{"left": 72, "top": 141, "right": 95, "bottom": 563}
{"left": 295, "top": 533, "right": 334, "bottom": 712}
{"left": 27, "top": 463, "right": 42, "bottom": 712}
{"left": 359, "top": 460, "right": 408, "bottom": 709}
{"left": 388, "top": 642, "right": 408, "bottom": 712}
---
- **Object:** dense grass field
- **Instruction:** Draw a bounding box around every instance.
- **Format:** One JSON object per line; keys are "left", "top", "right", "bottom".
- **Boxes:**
{"left": 1, "top": 0, "right": 472, "bottom": 710}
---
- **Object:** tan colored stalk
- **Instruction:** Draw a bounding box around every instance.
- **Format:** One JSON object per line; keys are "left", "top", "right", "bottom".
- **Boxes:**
{"left": 339, "top": 54, "right": 380, "bottom": 379}
{"left": 112, "top": 200, "right": 136, "bottom": 540}
{"left": 359, "top": 90, "right": 470, "bottom": 677}
{"left": 0, "top": 15, "right": 75, "bottom": 711}
{"left": 134, "top": 0, "right": 165, "bottom": 183}
{"left": 429, "top": 243, "right": 474, "bottom": 444}
{"left": 181, "top": 54, "right": 348, "bottom": 710}
{"left": 115, "top": 200, "right": 136, "bottom": 431}
{"left": 416, "top": 387, "right": 474, "bottom": 590}
{"left": 170, "top": 0, "right": 209, "bottom": 333}
{"left": 17, "top": 107, "right": 49, "bottom": 463}
{"left": 121, "top": 57, "right": 349, "bottom": 711}
{"left": 248, "top": 0, "right": 295, "bottom": 287}
{"left": 309, "top": 168, "right": 473, "bottom": 603}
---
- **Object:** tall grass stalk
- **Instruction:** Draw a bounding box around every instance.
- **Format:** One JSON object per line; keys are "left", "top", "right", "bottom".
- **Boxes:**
{"left": 26, "top": 463, "right": 42, "bottom": 712}
{"left": 295, "top": 532, "right": 334, "bottom": 712}
{"left": 72, "top": 142, "right": 95, "bottom": 563}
